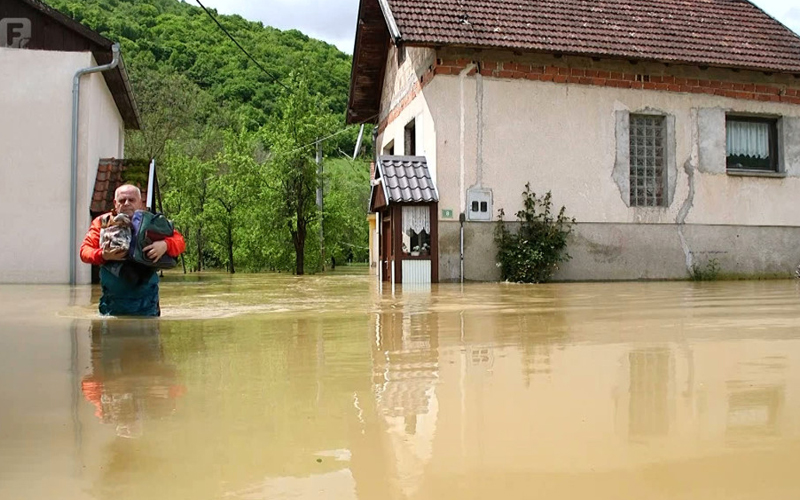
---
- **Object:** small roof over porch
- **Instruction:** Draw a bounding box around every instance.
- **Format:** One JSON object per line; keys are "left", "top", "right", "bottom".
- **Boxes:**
{"left": 370, "top": 155, "right": 439, "bottom": 212}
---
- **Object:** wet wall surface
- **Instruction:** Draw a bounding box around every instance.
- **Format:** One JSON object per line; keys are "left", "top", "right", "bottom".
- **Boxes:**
{"left": 2, "top": 273, "right": 800, "bottom": 499}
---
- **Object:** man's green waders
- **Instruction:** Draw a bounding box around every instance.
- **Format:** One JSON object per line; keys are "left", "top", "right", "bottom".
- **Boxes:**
{"left": 99, "top": 264, "right": 160, "bottom": 317}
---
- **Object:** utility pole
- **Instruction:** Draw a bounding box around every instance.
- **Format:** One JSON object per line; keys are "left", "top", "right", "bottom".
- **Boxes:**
{"left": 316, "top": 140, "right": 325, "bottom": 271}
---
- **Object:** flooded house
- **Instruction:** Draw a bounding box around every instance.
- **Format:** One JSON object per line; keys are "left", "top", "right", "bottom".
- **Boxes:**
{"left": 0, "top": 0, "right": 140, "bottom": 284}
{"left": 349, "top": 0, "right": 800, "bottom": 284}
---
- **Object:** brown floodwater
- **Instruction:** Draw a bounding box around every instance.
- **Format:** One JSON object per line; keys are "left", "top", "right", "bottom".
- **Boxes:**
{"left": 2, "top": 272, "right": 800, "bottom": 499}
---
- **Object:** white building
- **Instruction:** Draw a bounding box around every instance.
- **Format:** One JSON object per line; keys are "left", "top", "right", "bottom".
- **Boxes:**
{"left": 0, "top": 0, "right": 140, "bottom": 284}
{"left": 350, "top": 0, "right": 800, "bottom": 282}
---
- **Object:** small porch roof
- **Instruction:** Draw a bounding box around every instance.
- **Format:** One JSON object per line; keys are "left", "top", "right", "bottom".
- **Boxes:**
{"left": 370, "top": 155, "right": 439, "bottom": 212}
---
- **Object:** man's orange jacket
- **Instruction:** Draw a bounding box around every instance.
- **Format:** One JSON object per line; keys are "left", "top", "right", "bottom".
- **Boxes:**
{"left": 80, "top": 213, "right": 186, "bottom": 266}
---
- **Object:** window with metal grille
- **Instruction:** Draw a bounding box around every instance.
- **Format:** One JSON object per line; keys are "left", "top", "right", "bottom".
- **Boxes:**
{"left": 629, "top": 115, "right": 666, "bottom": 207}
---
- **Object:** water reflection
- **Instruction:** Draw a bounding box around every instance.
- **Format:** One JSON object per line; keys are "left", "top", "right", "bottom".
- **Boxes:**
{"left": 727, "top": 387, "right": 783, "bottom": 437}
{"left": 372, "top": 297, "right": 440, "bottom": 498}
{"left": 2, "top": 279, "right": 800, "bottom": 499}
{"left": 81, "top": 320, "right": 184, "bottom": 438}
{"left": 628, "top": 349, "right": 671, "bottom": 437}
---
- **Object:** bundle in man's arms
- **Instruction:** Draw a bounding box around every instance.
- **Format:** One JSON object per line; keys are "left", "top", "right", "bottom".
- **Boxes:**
{"left": 100, "top": 210, "right": 178, "bottom": 269}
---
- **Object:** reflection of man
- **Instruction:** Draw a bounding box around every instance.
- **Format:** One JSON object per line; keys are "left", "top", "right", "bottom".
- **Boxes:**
{"left": 80, "top": 320, "right": 185, "bottom": 438}
{"left": 80, "top": 184, "right": 185, "bottom": 316}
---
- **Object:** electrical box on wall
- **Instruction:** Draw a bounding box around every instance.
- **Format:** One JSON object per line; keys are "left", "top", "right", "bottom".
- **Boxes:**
{"left": 467, "top": 188, "right": 492, "bottom": 221}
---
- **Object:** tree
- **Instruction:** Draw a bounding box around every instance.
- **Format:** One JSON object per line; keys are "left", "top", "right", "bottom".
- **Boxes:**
{"left": 125, "top": 65, "right": 208, "bottom": 163}
{"left": 262, "top": 74, "right": 336, "bottom": 275}
{"left": 161, "top": 145, "right": 216, "bottom": 272}
{"left": 322, "top": 158, "right": 371, "bottom": 265}
{"left": 206, "top": 128, "right": 260, "bottom": 274}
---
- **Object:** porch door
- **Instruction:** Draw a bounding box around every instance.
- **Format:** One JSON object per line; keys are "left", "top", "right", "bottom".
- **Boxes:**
{"left": 381, "top": 214, "right": 392, "bottom": 282}
{"left": 400, "top": 205, "right": 432, "bottom": 285}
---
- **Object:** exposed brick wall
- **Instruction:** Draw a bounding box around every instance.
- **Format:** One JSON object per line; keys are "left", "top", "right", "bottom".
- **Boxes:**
{"left": 377, "top": 65, "right": 436, "bottom": 135}
{"left": 438, "top": 58, "right": 800, "bottom": 104}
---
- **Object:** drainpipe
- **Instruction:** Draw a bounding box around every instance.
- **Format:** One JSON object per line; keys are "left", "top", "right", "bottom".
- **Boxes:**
{"left": 69, "top": 43, "right": 120, "bottom": 286}
{"left": 372, "top": 127, "right": 381, "bottom": 284}
{"left": 458, "top": 63, "right": 476, "bottom": 284}
{"left": 459, "top": 212, "right": 466, "bottom": 284}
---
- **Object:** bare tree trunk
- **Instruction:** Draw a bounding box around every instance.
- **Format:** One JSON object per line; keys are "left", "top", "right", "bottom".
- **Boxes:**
{"left": 297, "top": 219, "right": 306, "bottom": 275}
{"left": 292, "top": 221, "right": 306, "bottom": 275}
{"left": 196, "top": 227, "right": 203, "bottom": 272}
{"left": 227, "top": 219, "right": 235, "bottom": 274}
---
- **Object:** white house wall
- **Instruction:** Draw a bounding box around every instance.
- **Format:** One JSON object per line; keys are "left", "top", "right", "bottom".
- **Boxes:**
{"left": 377, "top": 45, "right": 438, "bottom": 181}
{"left": 0, "top": 48, "right": 125, "bottom": 284}
{"left": 79, "top": 61, "right": 125, "bottom": 285}
{"left": 414, "top": 52, "right": 800, "bottom": 281}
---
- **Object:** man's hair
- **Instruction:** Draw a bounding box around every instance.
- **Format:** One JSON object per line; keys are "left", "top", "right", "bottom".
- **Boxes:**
{"left": 115, "top": 184, "right": 142, "bottom": 200}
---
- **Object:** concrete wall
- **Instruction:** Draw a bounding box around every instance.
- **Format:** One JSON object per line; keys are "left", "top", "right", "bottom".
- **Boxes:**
{"left": 440, "top": 221, "right": 800, "bottom": 282}
{"left": 419, "top": 50, "right": 800, "bottom": 281}
{"left": 0, "top": 48, "right": 125, "bottom": 284}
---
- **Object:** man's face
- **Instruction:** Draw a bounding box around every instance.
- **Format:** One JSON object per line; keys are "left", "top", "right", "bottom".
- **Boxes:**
{"left": 114, "top": 187, "right": 143, "bottom": 216}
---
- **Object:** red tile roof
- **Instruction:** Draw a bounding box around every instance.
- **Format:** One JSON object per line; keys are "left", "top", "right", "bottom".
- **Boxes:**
{"left": 386, "top": 0, "right": 800, "bottom": 73}
{"left": 91, "top": 159, "right": 149, "bottom": 214}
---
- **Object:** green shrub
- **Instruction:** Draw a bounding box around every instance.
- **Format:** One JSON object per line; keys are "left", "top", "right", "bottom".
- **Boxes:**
{"left": 690, "top": 258, "right": 721, "bottom": 281}
{"left": 494, "top": 184, "right": 576, "bottom": 283}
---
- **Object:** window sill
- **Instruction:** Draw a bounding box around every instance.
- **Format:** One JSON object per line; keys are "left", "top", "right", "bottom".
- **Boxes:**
{"left": 726, "top": 169, "right": 786, "bottom": 178}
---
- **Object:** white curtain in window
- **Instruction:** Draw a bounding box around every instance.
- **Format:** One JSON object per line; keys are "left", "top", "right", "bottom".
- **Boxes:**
{"left": 402, "top": 205, "right": 430, "bottom": 234}
{"left": 727, "top": 121, "right": 769, "bottom": 158}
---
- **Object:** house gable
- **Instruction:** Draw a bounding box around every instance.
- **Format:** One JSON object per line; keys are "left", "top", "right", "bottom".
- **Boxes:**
{"left": 0, "top": 0, "right": 140, "bottom": 129}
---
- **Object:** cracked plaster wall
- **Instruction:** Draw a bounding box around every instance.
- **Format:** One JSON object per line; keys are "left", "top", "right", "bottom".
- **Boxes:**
{"left": 423, "top": 67, "right": 800, "bottom": 280}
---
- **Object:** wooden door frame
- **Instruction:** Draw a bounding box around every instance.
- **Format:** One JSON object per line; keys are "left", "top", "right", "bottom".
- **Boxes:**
{"left": 391, "top": 202, "right": 439, "bottom": 284}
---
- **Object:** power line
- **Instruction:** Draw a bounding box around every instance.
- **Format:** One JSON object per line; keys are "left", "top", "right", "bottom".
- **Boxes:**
{"left": 194, "top": 0, "right": 291, "bottom": 92}
{"left": 194, "top": 0, "right": 378, "bottom": 155}
{"left": 285, "top": 115, "right": 377, "bottom": 156}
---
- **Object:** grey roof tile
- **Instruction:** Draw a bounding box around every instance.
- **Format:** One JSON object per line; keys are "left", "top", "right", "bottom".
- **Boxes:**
{"left": 377, "top": 155, "right": 439, "bottom": 204}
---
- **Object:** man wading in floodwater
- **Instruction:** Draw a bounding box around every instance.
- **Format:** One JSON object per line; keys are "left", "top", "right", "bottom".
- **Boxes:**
{"left": 80, "top": 184, "right": 185, "bottom": 316}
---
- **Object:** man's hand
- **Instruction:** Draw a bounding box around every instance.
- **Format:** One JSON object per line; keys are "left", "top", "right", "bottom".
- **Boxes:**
{"left": 143, "top": 241, "right": 168, "bottom": 262}
{"left": 102, "top": 247, "right": 127, "bottom": 261}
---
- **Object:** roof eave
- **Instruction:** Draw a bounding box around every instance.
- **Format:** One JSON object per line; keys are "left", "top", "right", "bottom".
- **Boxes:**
{"left": 115, "top": 53, "right": 142, "bottom": 130}
{"left": 347, "top": 0, "right": 395, "bottom": 124}
{"left": 22, "top": 0, "right": 113, "bottom": 47}
{"left": 376, "top": 0, "right": 402, "bottom": 44}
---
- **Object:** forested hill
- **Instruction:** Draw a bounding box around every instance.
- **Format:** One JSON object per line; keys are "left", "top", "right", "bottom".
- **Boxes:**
{"left": 46, "top": 0, "right": 353, "bottom": 126}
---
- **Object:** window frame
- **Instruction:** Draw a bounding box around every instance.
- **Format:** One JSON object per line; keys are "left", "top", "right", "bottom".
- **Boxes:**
{"left": 725, "top": 114, "right": 779, "bottom": 173}
{"left": 404, "top": 119, "right": 416, "bottom": 156}
{"left": 401, "top": 205, "right": 431, "bottom": 258}
{"left": 628, "top": 113, "right": 668, "bottom": 208}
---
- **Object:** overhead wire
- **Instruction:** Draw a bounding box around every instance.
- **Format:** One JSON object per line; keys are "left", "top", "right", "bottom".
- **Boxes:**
{"left": 194, "top": 0, "right": 291, "bottom": 92}
{"left": 194, "top": 0, "right": 378, "bottom": 157}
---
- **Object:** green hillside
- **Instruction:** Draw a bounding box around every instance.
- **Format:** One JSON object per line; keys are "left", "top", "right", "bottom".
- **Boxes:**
{"left": 47, "top": 0, "right": 352, "bottom": 126}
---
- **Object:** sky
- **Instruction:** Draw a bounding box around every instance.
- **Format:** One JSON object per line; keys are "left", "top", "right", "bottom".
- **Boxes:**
{"left": 194, "top": 0, "right": 800, "bottom": 55}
